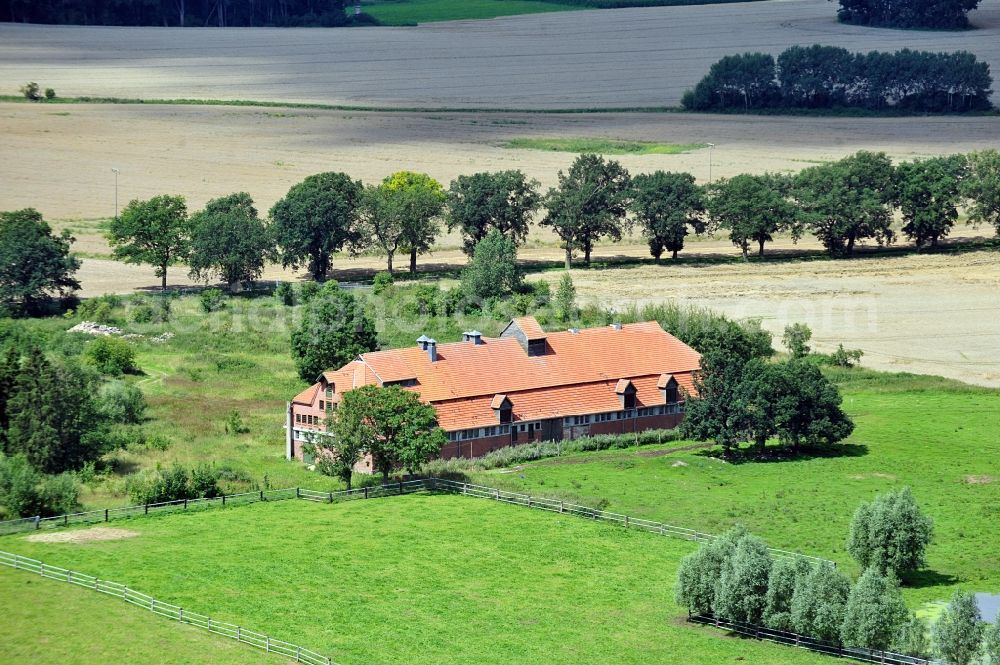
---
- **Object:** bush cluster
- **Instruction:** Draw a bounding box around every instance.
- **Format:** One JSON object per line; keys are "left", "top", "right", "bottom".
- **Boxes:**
{"left": 683, "top": 46, "right": 992, "bottom": 113}
{"left": 125, "top": 463, "right": 223, "bottom": 505}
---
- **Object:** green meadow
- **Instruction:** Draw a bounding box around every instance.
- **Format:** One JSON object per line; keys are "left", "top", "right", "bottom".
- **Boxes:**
{"left": 363, "top": 0, "right": 578, "bottom": 25}
{"left": 503, "top": 137, "right": 708, "bottom": 154}
{"left": 0, "top": 494, "right": 829, "bottom": 665}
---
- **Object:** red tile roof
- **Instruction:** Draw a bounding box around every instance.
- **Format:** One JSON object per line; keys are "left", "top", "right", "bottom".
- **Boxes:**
{"left": 510, "top": 316, "right": 547, "bottom": 340}
{"left": 359, "top": 319, "right": 700, "bottom": 402}
{"left": 291, "top": 316, "right": 701, "bottom": 431}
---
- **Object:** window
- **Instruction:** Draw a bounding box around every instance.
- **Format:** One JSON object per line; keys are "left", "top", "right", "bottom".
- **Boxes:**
{"left": 319, "top": 400, "right": 325, "bottom": 410}
{"left": 500, "top": 425, "right": 510, "bottom": 434}
{"left": 325, "top": 387, "right": 333, "bottom": 399}
{"left": 528, "top": 339, "right": 546, "bottom": 357}
{"left": 499, "top": 407, "right": 512, "bottom": 424}
{"left": 623, "top": 393, "right": 636, "bottom": 410}
{"left": 295, "top": 414, "right": 302, "bottom": 423}
{"left": 564, "top": 417, "right": 573, "bottom": 426}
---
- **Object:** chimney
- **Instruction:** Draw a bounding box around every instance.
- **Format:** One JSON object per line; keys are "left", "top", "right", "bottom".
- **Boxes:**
{"left": 610, "top": 322, "right": 622, "bottom": 331}
{"left": 416, "top": 334, "right": 430, "bottom": 350}
{"left": 568, "top": 328, "right": 580, "bottom": 334}
{"left": 427, "top": 339, "right": 438, "bottom": 362}
{"left": 467, "top": 330, "right": 484, "bottom": 345}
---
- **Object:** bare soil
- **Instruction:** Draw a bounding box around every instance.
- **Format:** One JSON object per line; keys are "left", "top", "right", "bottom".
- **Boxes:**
{"left": 25, "top": 527, "right": 139, "bottom": 543}
{"left": 1, "top": 0, "right": 999, "bottom": 108}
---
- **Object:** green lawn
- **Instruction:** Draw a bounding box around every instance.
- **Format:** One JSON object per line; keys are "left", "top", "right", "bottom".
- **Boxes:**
{"left": 0, "top": 494, "right": 830, "bottom": 665}
{"left": 468, "top": 370, "right": 1000, "bottom": 607}
{"left": 503, "top": 137, "right": 707, "bottom": 154}
{"left": 0, "top": 568, "right": 284, "bottom": 665}
{"left": 363, "top": 0, "right": 579, "bottom": 25}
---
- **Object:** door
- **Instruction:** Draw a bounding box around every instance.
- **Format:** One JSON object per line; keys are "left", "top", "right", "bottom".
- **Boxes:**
{"left": 541, "top": 418, "right": 563, "bottom": 442}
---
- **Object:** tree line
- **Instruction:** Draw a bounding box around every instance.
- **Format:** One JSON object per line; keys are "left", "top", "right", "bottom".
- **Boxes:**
{"left": 683, "top": 46, "right": 993, "bottom": 113}
{"left": 676, "top": 488, "right": 999, "bottom": 664}
{"left": 0, "top": 0, "right": 370, "bottom": 27}
{"left": 837, "top": 0, "right": 981, "bottom": 29}
{"left": 4, "top": 149, "right": 999, "bottom": 315}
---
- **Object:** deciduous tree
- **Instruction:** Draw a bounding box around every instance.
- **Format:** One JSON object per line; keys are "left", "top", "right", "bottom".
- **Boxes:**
{"left": 0, "top": 209, "right": 80, "bottom": 313}
{"left": 290, "top": 285, "right": 378, "bottom": 382}
{"left": 771, "top": 361, "right": 854, "bottom": 451}
{"left": 270, "top": 172, "right": 363, "bottom": 281}
{"left": 790, "top": 562, "right": 851, "bottom": 644}
{"left": 764, "top": 556, "right": 813, "bottom": 631}
{"left": 896, "top": 155, "right": 968, "bottom": 248}
{"left": 188, "top": 192, "right": 273, "bottom": 291}
{"left": 542, "top": 154, "right": 631, "bottom": 268}
{"left": 840, "top": 568, "right": 908, "bottom": 652}
{"left": 963, "top": 150, "right": 1000, "bottom": 236}
{"left": 675, "top": 525, "right": 748, "bottom": 616}
{"left": 782, "top": 323, "right": 812, "bottom": 359}
{"left": 795, "top": 152, "right": 896, "bottom": 256}
{"left": 707, "top": 173, "right": 799, "bottom": 259}
{"left": 847, "top": 487, "right": 933, "bottom": 580}
{"left": 108, "top": 195, "right": 190, "bottom": 290}
{"left": 630, "top": 171, "right": 705, "bottom": 261}
{"left": 932, "top": 591, "right": 984, "bottom": 665}
{"left": 713, "top": 533, "right": 773, "bottom": 624}
{"left": 461, "top": 229, "right": 522, "bottom": 301}
{"left": 447, "top": 170, "right": 541, "bottom": 256}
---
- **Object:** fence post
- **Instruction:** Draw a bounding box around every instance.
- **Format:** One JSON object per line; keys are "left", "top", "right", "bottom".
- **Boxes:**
{"left": 399, "top": 481, "right": 403, "bottom": 495}
{"left": 237, "top": 626, "right": 241, "bottom": 641}
{"left": 260, "top": 490, "right": 264, "bottom": 502}
{"left": 527, "top": 496, "right": 532, "bottom": 508}
{"left": 266, "top": 636, "right": 270, "bottom": 652}
{"left": 35, "top": 516, "right": 40, "bottom": 530}
{"left": 207, "top": 617, "right": 211, "bottom": 631}
{"left": 296, "top": 487, "right": 301, "bottom": 499}
{"left": 296, "top": 646, "right": 301, "bottom": 662}
{"left": 328, "top": 492, "right": 333, "bottom": 503}
{"left": 64, "top": 514, "right": 68, "bottom": 526}
{"left": 559, "top": 501, "right": 564, "bottom": 513}
{"left": 222, "top": 494, "right": 226, "bottom": 506}
{"left": 179, "top": 608, "right": 183, "bottom": 621}
{"left": 40, "top": 563, "right": 44, "bottom": 576}
{"left": 68, "top": 571, "right": 72, "bottom": 584}
{"left": 365, "top": 487, "right": 369, "bottom": 499}
{"left": 12, "top": 554, "right": 17, "bottom": 569}
{"left": 145, "top": 503, "right": 148, "bottom": 515}
{"left": 105, "top": 508, "right": 109, "bottom": 522}
{"left": 625, "top": 515, "right": 629, "bottom": 529}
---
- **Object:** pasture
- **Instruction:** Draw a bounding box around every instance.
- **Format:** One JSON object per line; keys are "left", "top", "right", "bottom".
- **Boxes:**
{"left": 0, "top": 493, "right": 829, "bottom": 665}
{"left": 363, "top": 0, "right": 578, "bottom": 25}
{"left": 468, "top": 369, "right": 1000, "bottom": 607}
{"left": 1, "top": 0, "right": 999, "bottom": 109}
{"left": 0, "top": 567, "right": 283, "bottom": 665}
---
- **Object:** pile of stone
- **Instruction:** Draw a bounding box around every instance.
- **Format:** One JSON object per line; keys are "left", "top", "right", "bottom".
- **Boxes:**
{"left": 68, "top": 321, "right": 123, "bottom": 336}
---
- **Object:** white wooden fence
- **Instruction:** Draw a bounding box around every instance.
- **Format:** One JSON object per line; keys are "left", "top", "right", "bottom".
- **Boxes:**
{"left": 0, "top": 549, "right": 337, "bottom": 665}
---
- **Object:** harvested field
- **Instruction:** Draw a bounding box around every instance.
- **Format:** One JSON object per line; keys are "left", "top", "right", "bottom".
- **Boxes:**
{"left": 4, "top": 102, "right": 1000, "bottom": 221}
{"left": 561, "top": 248, "right": 1000, "bottom": 389}
{"left": 1, "top": 0, "right": 999, "bottom": 109}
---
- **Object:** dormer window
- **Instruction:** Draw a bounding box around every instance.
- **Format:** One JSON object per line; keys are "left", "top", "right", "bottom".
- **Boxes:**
{"left": 657, "top": 374, "right": 679, "bottom": 404}
{"left": 491, "top": 394, "right": 513, "bottom": 424}
{"left": 615, "top": 379, "right": 637, "bottom": 410}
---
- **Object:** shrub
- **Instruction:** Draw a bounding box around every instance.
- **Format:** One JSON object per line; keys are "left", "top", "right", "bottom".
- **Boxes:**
{"left": 0, "top": 453, "right": 80, "bottom": 518}
{"left": 84, "top": 336, "right": 138, "bottom": 375}
{"left": 846, "top": 487, "right": 933, "bottom": 580}
{"left": 225, "top": 410, "right": 250, "bottom": 434}
{"left": 199, "top": 288, "right": 227, "bottom": 313}
{"left": 461, "top": 229, "right": 522, "bottom": 300}
{"left": 372, "top": 271, "right": 394, "bottom": 296}
{"left": 44, "top": 88, "right": 56, "bottom": 100}
{"left": 713, "top": 533, "right": 773, "bottom": 624}
{"left": 77, "top": 294, "right": 124, "bottom": 323}
{"left": 790, "top": 562, "right": 851, "bottom": 645}
{"left": 130, "top": 303, "right": 154, "bottom": 323}
{"left": 97, "top": 380, "right": 147, "bottom": 424}
{"left": 20, "top": 82, "right": 41, "bottom": 101}
{"left": 984, "top": 622, "right": 1000, "bottom": 665}
{"left": 932, "top": 591, "right": 985, "bottom": 665}
{"left": 831, "top": 344, "right": 864, "bottom": 367}
{"left": 125, "top": 463, "right": 219, "bottom": 505}
{"left": 189, "top": 464, "right": 222, "bottom": 498}
{"left": 529, "top": 280, "right": 551, "bottom": 307}
{"left": 274, "top": 282, "right": 295, "bottom": 306}
{"left": 783, "top": 323, "right": 812, "bottom": 358}
{"left": 298, "top": 281, "right": 320, "bottom": 303}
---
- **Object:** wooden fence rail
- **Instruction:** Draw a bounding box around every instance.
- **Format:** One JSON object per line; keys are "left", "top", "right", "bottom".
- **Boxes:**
{"left": 687, "top": 614, "right": 936, "bottom": 665}
{"left": 0, "top": 550, "right": 337, "bottom": 665}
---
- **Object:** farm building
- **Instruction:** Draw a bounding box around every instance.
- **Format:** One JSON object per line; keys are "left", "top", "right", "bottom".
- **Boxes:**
{"left": 286, "top": 316, "right": 701, "bottom": 465}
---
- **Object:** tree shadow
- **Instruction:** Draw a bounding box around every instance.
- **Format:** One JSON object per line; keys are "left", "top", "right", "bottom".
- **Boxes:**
{"left": 904, "top": 569, "right": 959, "bottom": 590}
{"left": 692, "top": 442, "right": 869, "bottom": 465}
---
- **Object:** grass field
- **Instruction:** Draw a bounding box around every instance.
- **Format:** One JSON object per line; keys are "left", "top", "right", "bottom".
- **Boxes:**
{"left": 468, "top": 369, "right": 1000, "bottom": 607}
{"left": 363, "top": 0, "right": 577, "bottom": 25}
{"left": 0, "top": 494, "right": 830, "bottom": 665}
{"left": 503, "top": 137, "right": 707, "bottom": 154}
{"left": 0, "top": 568, "right": 284, "bottom": 665}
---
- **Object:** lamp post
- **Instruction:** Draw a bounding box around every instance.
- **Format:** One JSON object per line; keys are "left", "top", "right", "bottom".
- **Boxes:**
{"left": 706, "top": 143, "right": 715, "bottom": 185}
{"left": 111, "top": 167, "right": 120, "bottom": 219}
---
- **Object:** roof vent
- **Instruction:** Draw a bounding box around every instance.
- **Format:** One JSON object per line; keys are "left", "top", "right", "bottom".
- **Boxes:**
{"left": 427, "top": 339, "right": 438, "bottom": 362}
{"left": 610, "top": 322, "right": 622, "bottom": 331}
{"left": 416, "top": 334, "right": 431, "bottom": 350}
{"left": 462, "top": 330, "right": 484, "bottom": 345}
{"left": 568, "top": 328, "right": 580, "bottom": 334}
